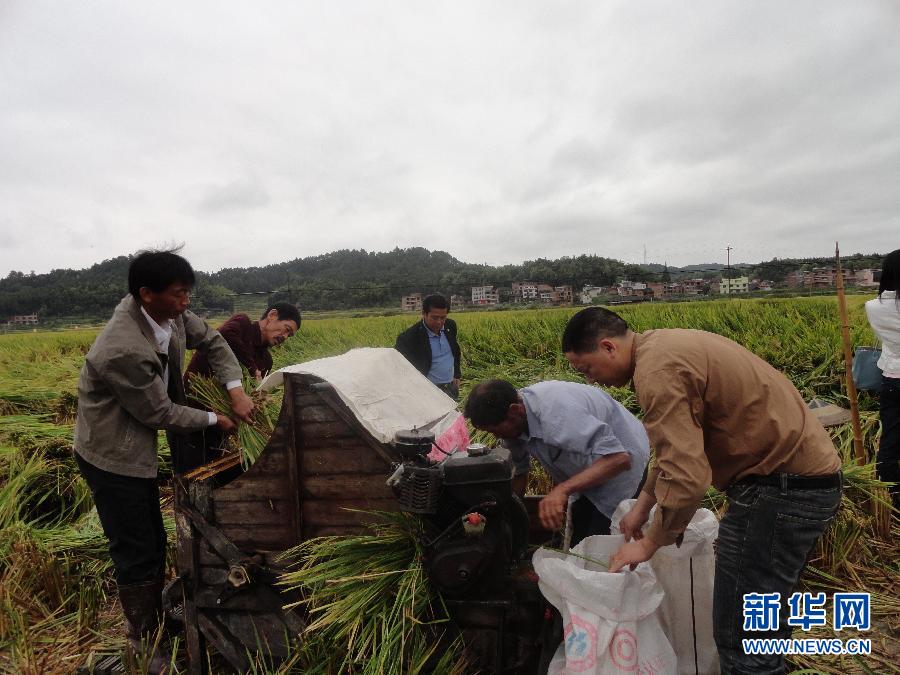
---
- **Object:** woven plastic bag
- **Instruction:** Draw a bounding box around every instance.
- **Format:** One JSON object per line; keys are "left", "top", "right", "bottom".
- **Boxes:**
{"left": 852, "top": 346, "right": 883, "bottom": 393}
{"left": 533, "top": 535, "right": 677, "bottom": 675}
{"left": 612, "top": 500, "right": 720, "bottom": 675}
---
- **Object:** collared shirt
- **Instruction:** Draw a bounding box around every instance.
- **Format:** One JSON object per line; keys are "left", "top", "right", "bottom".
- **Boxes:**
{"left": 633, "top": 329, "right": 841, "bottom": 546}
{"left": 503, "top": 381, "right": 650, "bottom": 518}
{"left": 424, "top": 321, "right": 455, "bottom": 385}
{"left": 141, "top": 306, "right": 218, "bottom": 426}
{"left": 140, "top": 307, "right": 174, "bottom": 382}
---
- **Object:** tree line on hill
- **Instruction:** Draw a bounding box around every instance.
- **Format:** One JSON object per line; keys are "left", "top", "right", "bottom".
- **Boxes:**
{"left": 0, "top": 247, "right": 886, "bottom": 320}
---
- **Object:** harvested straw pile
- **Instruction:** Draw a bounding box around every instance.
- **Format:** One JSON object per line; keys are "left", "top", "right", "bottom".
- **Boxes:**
{"left": 278, "top": 512, "right": 469, "bottom": 675}
{"left": 0, "top": 418, "right": 90, "bottom": 529}
{"left": 0, "top": 443, "right": 141, "bottom": 672}
{"left": 786, "top": 414, "right": 900, "bottom": 674}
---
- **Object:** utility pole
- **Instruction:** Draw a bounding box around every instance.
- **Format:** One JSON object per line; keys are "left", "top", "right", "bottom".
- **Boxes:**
{"left": 725, "top": 245, "right": 733, "bottom": 294}
{"left": 835, "top": 242, "right": 865, "bottom": 465}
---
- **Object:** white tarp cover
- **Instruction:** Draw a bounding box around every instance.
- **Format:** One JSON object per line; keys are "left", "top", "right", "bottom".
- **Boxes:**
{"left": 259, "top": 347, "right": 461, "bottom": 445}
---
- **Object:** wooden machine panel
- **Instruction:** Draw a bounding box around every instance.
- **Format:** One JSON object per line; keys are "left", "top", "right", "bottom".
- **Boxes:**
{"left": 291, "top": 375, "right": 399, "bottom": 539}
{"left": 206, "top": 372, "right": 400, "bottom": 551}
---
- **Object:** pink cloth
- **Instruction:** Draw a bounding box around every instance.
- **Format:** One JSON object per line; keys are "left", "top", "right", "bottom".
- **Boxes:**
{"left": 430, "top": 414, "right": 470, "bottom": 462}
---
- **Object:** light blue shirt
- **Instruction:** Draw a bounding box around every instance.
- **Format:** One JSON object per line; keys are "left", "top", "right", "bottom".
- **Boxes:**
{"left": 504, "top": 381, "right": 650, "bottom": 518}
{"left": 424, "top": 322, "right": 454, "bottom": 385}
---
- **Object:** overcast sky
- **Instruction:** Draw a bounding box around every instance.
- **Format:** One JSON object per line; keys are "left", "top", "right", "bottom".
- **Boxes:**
{"left": 1, "top": 1, "right": 899, "bottom": 277}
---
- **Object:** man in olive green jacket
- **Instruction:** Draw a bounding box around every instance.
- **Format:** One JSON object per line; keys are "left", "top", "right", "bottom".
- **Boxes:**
{"left": 74, "top": 250, "right": 253, "bottom": 672}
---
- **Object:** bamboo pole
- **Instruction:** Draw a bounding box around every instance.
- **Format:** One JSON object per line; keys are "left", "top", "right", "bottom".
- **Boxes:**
{"left": 835, "top": 242, "right": 866, "bottom": 465}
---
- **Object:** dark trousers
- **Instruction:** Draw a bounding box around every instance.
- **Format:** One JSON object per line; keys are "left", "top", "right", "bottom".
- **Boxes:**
{"left": 569, "top": 496, "right": 612, "bottom": 547}
{"left": 435, "top": 381, "right": 460, "bottom": 401}
{"left": 878, "top": 375, "right": 900, "bottom": 511}
{"left": 566, "top": 467, "right": 646, "bottom": 547}
{"left": 76, "top": 453, "right": 167, "bottom": 586}
{"left": 166, "top": 426, "right": 224, "bottom": 475}
{"left": 713, "top": 477, "right": 842, "bottom": 674}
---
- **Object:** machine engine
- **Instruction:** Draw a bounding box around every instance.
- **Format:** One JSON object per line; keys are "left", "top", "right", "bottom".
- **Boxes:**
{"left": 389, "top": 429, "right": 530, "bottom": 596}
{"left": 388, "top": 430, "right": 549, "bottom": 673}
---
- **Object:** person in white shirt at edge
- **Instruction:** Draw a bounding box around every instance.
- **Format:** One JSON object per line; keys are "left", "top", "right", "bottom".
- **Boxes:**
{"left": 864, "top": 247, "right": 900, "bottom": 514}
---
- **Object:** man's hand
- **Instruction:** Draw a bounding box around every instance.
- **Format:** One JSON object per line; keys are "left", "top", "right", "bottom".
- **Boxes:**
{"left": 228, "top": 388, "right": 255, "bottom": 424}
{"left": 618, "top": 489, "right": 656, "bottom": 541}
{"left": 215, "top": 413, "right": 236, "bottom": 434}
{"left": 609, "top": 537, "right": 660, "bottom": 573}
{"left": 619, "top": 505, "right": 650, "bottom": 542}
{"left": 538, "top": 486, "right": 570, "bottom": 530}
{"left": 452, "top": 377, "right": 461, "bottom": 388}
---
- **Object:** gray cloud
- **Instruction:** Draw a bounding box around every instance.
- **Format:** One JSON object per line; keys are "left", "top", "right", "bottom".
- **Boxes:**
{"left": 192, "top": 177, "right": 271, "bottom": 214}
{"left": 1, "top": 0, "right": 899, "bottom": 276}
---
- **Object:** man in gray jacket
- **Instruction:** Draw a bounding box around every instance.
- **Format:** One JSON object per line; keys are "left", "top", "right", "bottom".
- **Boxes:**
{"left": 75, "top": 250, "right": 253, "bottom": 671}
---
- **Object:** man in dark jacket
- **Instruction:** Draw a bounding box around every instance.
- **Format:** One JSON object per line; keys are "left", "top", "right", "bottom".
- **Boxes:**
{"left": 394, "top": 293, "right": 462, "bottom": 399}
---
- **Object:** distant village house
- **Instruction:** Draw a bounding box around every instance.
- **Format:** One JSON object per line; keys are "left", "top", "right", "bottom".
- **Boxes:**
{"left": 401, "top": 293, "right": 423, "bottom": 312}
{"left": 786, "top": 267, "right": 856, "bottom": 289}
{"left": 511, "top": 281, "right": 539, "bottom": 302}
{"left": 719, "top": 276, "right": 749, "bottom": 294}
{"left": 580, "top": 285, "right": 605, "bottom": 304}
{"left": 553, "top": 285, "right": 574, "bottom": 305}
{"left": 6, "top": 314, "right": 39, "bottom": 326}
{"left": 471, "top": 285, "right": 499, "bottom": 306}
{"left": 681, "top": 278, "right": 709, "bottom": 295}
{"left": 647, "top": 282, "right": 667, "bottom": 298}
{"left": 616, "top": 280, "right": 648, "bottom": 297}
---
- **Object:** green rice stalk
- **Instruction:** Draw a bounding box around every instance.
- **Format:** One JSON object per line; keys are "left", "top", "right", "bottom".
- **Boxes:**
{"left": 279, "top": 511, "right": 469, "bottom": 675}
{"left": 186, "top": 373, "right": 279, "bottom": 468}
{"left": 0, "top": 442, "right": 91, "bottom": 530}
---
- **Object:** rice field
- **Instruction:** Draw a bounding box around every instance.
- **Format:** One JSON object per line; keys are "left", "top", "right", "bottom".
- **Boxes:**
{"left": 0, "top": 296, "right": 896, "bottom": 673}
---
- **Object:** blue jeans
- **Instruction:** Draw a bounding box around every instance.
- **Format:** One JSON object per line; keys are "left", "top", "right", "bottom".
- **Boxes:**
{"left": 713, "top": 476, "right": 842, "bottom": 674}
{"left": 878, "top": 375, "right": 900, "bottom": 511}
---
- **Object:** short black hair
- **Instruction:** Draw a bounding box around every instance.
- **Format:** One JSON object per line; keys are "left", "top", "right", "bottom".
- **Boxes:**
{"left": 128, "top": 249, "right": 195, "bottom": 301}
{"left": 561, "top": 307, "right": 630, "bottom": 354}
{"left": 422, "top": 293, "right": 449, "bottom": 314}
{"left": 878, "top": 248, "right": 900, "bottom": 295}
{"left": 262, "top": 302, "right": 301, "bottom": 327}
{"left": 463, "top": 379, "right": 518, "bottom": 427}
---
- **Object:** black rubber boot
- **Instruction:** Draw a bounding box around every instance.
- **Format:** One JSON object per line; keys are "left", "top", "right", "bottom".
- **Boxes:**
{"left": 160, "top": 574, "right": 185, "bottom": 638}
{"left": 118, "top": 580, "right": 172, "bottom": 674}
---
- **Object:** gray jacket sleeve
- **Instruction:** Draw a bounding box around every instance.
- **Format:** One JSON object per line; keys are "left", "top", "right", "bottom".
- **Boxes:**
{"left": 182, "top": 310, "right": 243, "bottom": 384}
{"left": 99, "top": 349, "right": 212, "bottom": 434}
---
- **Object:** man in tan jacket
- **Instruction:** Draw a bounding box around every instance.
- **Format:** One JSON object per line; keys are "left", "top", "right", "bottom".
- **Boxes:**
{"left": 562, "top": 307, "right": 842, "bottom": 675}
{"left": 75, "top": 249, "right": 253, "bottom": 672}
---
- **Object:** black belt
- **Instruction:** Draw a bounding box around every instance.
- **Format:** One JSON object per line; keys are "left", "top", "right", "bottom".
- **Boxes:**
{"left": 744, "top": 471, "right": 842, "bottom": 490}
